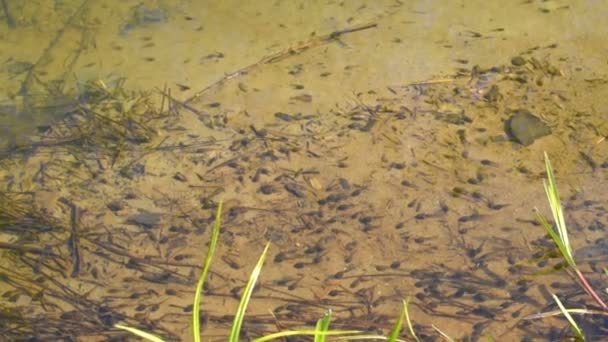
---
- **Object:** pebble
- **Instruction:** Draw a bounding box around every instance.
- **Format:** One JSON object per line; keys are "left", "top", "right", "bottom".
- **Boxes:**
{"left": 107, "top": 200, "right": 124, "bottom": 212}
{"left": 504, "top": 110, "right": 551, "bottom": 146}
{"left": 511, "top": 56, "right": 526, "bottom": 66}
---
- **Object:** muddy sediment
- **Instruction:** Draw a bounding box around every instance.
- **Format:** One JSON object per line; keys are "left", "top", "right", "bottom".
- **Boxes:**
{"left": 1, "top": 47, "right": 607, "bottom": 341}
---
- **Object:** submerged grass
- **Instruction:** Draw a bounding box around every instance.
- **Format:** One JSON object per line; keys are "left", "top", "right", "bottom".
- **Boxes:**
{"left": 229, "top": 242, "right": 270, "bottom": 341}
{"left": 532, "top": 152, "right": 608, "bottom": 340}
{"left": 551, "top": 294, "right": 584, "bottom": 340}
{"left": 403, "top": 299, "right": 420, "bottom": 342}
{"left": 115, "top": 202, "right": 391, "bottom": 341}
{"left": 115, "top": 152, "right": 605, "bottom": 341}
{"left": 193, "top": 200, "right": 223, "bottom": 342}
{"left": 314, "top": 311, "right": 332, "bottom": 342}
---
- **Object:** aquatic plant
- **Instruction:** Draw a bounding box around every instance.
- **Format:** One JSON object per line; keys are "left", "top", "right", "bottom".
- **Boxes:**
{"left": 114, "top": 201, "right": 415, "bottom": 341}
{"left": 112, "top": 151, "right": 608, "bottom": 341}
{"left": 531, "top": 152, "right": 608, "bottom": 340}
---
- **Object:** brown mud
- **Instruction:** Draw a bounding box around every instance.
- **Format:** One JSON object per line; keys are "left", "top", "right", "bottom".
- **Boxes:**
{"left": 1, "top": 1, "right": 607, "bottom": 341}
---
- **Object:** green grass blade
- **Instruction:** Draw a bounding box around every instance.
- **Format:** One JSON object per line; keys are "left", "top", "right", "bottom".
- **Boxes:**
{"left": 552, "top": 294, "right": 584, "bottom": 340}
{"left": 229, "top": 242, "right": 271, "bottom": 342}
{"left": 192, "top": 201, "right": 223, "bottom": 342}
{"left": 536, "top": 212, "right": 575, "bottom": 268}
{"left": 315, "top": 310, "right": 332, "bottom": 342}
{"left": 252, "top": 330, "right": 363, "bottom": 342}
{"left": 337, "top": 335, "right": 405, "bottom": 341}
{"left": 387, "top": 300, "right": 405, "bottom": 342}
{"left": 543, "top": 153, "right": 566, "bottom": 237}
{"left": 403, "top": 298, "right": 420, "bottom": 342}
{"left": 542, "top": 152, "right": 575, "bottom": 266}
{"left": 114, "top": 324, "right": 166, "bottom": 342}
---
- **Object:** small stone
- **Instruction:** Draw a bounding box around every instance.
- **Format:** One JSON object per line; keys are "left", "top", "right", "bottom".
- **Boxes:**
{"left": 504, "top": 110, "right": 551, "bottom": 146}
{"left": 107, "top": 200, "right": 124, "bottom": 212}
{"left": 511, "top": 56, "right": 526, "bottom": 66}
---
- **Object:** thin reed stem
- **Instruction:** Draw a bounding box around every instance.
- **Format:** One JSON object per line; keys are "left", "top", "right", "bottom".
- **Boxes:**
{"left": 575, "top": 269, "right": 608, "bottom": 311}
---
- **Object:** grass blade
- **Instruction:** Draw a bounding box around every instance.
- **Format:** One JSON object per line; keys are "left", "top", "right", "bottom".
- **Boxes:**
{"left": 114, "top": 324, "right": 165, "bottom": 342}
{"left": 536, "top": 212, "right": 574, "bottom": 268}
{"left": 432, "top": 325, "right": 456, "bottom": 342}
{"left": 541, "top": 152, "right": 575, "bottom": 267}
{"left": 192, "top": 201, "right": 223, "bottom": 342}
{"left": 315, "top": 310, "right": 332, "bottom": 342}
{"left": 388, "top": 301, "right": 405, "bottom": 342}
{"left": 253, "top": 330, "right": 363, "bottom": 342}
{"left": 540, "top": 154, "right": 608, "bottom": 310}
{"left": 552, "top": 294, "right": 584, "bottom": 340}
{"left": 403, "top": 298, "right": 420, "bottom": 342}
{"left": 229, "top": 242, "right": 271, "bottom": 342}
{"left": 543, "top": 152, "right": 570, "bottom": 253}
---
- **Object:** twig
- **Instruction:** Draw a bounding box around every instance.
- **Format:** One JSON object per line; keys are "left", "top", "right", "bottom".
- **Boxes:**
{"left": 524, "top": 308, "right": 608, "bottom": 320}
{"left": 0, "top": 242, "right": 61, "bottom": 258}
{"left": 398, "top": 78, "right": 456, "bottom": 87}
{"left": 159, "top": 83, "right": 167, "bottom": 113}
{"left": 156, "top": 88, "right": 208, "bottom": 118}
{"left": 19, "top": 0, "right": 91, "bottom": 95}
{"left": 186, "top": 22, "right": 377, "bottom": 103}
{"left": 327, "top": 23, "right": 378, "bottom": 40}
{"left": 58, "top": 197, "right": 83, "bottom": 278}
{"left": 57, "top": 28, "right": 94, "bottom": 94}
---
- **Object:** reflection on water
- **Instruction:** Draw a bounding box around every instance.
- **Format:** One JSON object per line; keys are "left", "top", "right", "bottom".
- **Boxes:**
{"left": 1, "top": 0, "right": 607, "bottom": 341}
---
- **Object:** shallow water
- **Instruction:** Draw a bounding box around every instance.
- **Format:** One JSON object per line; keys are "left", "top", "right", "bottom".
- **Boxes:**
{"left": 1, "top": 1, "right": 607, "bottom": 341}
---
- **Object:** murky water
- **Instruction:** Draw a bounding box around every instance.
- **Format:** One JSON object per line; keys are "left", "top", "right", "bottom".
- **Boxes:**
{"left": 1, "top": 1, "right": 607, "bottom": 341}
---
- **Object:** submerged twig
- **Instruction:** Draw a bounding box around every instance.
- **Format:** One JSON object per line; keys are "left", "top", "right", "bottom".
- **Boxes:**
{"left": 156, "top": 88, "right": 208, "bottom": 118}
{"left": 0, "top": 242, "right": 60, "bottom": 258}
{"left": 186, "top": 22, "right": 377, "bottom": 102}
{"left": 19, "top": 0, "right": 91, "bottom": 95}
{"left": 58, "top": 197, "right": 83, "bottom": 278}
